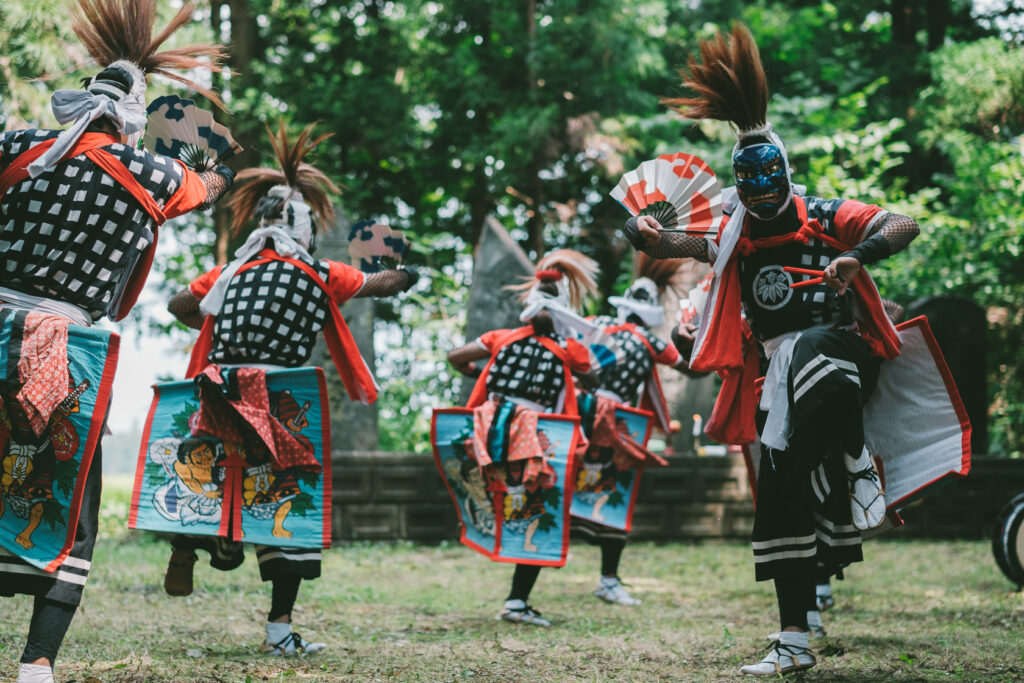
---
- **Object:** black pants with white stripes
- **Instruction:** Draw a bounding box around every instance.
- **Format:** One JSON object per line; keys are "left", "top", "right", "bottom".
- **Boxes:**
{"left": 170, "top": 536, "right": 321, "bottom": 622}
{"left": 1, "top": 449, "right": 103, "bottom": 665}
{"left": 170, "top": 536, "right": 322, "bottom": 582}
{"left": 506, "top": 535, "right": 627, "bottom": 602}
{"left": 751, "top": 329, "right": 880, "bottom": 584}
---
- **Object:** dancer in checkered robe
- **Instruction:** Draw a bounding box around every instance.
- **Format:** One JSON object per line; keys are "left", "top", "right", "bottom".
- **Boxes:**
{"left": 447, "top": 250, "right": 599, "bottom": 627}
{"left": 623, "top": 25, "right": 919, "bottom": 676}
{"left": 573, "top": 261, "right": 705, "bottom": 606}
{"left": 160, "top": 121, "right": 417, "bottom": 657}
{"left": 0, "top": 2, "right": 231, "bottom": 681}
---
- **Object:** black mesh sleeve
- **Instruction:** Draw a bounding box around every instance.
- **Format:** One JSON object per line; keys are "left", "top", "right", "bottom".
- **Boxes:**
{"left": 876, "top": 212, "right": 920, "bottom": 254}
{"left": 356, "top": 268, "right": 417, "bottom": 297}
{"left": 882, "top": 299, "right": 905, "bottom": 324}
{"left": 842, "top": 213, "right": 919, "bottom": 265}
{"left": 167, "top": 287, "right": 205, "bottom": 330}
{"left": 196, "top": 164, "right": 234, "bottom": 210}
{"left": 624, "top": 217, "right": 711, "bottom": 261}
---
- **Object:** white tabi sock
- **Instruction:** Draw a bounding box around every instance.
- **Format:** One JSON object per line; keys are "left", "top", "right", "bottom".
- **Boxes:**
{"left": 846, "top": 447, "right": 885, "bottom": 530}
{"left": 777, "top": 630, "right": 809, "bottom": 650}
{"left": 265, "top": 621, "right": 291, "bottom": 644}
{"left": 17, "top": 663, "right": 54, "bottom": 683}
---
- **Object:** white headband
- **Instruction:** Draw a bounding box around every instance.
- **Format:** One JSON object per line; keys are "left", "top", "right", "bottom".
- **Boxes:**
{"left": 28, "top": 60, "right": 147, "bottom": 178}
{"left": 261, "top": 185, "right": 315, "bottom": 250}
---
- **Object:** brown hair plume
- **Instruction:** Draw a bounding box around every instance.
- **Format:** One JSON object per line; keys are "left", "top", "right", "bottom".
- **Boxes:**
{"left": 228, "top": 120, "right": 341, "bottom": 237}
{"left": 509, "top": 249, "right": 599, "bottom": 310}
{"left": 635, "top": 253, "right": 689, "bottom": 298}
{"left": 71, "top": 0, "right": 227, "bottom": 106}
{"left": 662, "top": 23, "right": 769, "bottom": 132}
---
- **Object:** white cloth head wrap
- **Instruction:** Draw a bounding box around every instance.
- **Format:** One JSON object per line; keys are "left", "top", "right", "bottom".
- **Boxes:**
{"left": 262, "top": 185, "right": 315, "bottom": 250}
{"left": 519, "top": 279, "right": 601, "bottom": 342}
{"left": 28, "top": 60, "right": 148, "bottom": 178}
{"left": 609, "top": 277, "right": 664, "bottom": 327}
{"left": 199, "top": 226, "right": 314, "bottom": 317}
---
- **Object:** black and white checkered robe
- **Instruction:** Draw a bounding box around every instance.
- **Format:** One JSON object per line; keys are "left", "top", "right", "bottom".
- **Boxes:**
{"left": 0, "top": 129, "right": 190, "bottom": 320}
{"left": 481, "top": 334, "right": 570, "bottom": 410}
{"left": 208, "top": 257, "right": 334, "bottom": 367}
{"left": 181, "top": 254, "right": 366, "bottom": 578}
{"left": 589, "top": 315, "right": 670, "bottom": 404}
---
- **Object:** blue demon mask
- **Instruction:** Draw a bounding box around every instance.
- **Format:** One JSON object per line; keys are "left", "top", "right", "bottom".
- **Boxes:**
{"left": 733, "top": 143, "right": 792, "bottom": 220}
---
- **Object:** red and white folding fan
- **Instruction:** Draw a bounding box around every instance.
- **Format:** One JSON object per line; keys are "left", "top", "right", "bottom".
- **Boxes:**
{"left": 610, "top": 152, "right": 724, "bottom": 238}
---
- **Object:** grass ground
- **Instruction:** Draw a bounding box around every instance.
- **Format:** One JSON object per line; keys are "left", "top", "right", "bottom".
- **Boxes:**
{"left": 1, "top": 478, "right": 1023, "bottom": 682}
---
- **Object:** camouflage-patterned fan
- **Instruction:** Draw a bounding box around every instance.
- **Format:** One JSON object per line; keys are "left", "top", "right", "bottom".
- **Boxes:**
{"left": 144, "top": 95, "right": 242, "bottom": 171}
{"left": 347, "top": 219, "right": 410, "bottom": 273}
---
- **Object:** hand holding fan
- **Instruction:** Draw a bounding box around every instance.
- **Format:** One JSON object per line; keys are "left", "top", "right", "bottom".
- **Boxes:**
{"left": 348, "top": 219, "right": 410, "bottom": 273}
{"left": 610, "top": 152, "right": 724, "bottom": 238}
{"left": 144, "top": 95, "right": 243, "bottom": 171}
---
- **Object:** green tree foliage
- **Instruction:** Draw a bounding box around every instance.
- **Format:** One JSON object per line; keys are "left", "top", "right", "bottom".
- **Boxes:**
{"left": 2, "top": 0, "right": 1022, "bottom": 455}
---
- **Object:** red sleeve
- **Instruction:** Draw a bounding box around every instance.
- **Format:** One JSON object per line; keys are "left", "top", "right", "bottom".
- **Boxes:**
{"left": 654, "top": 341, "right": 681, "bottom": 367}
{"left": 565, "top": 339, "right": 591, "bottom": 373}
{"left": 162, "top": 161, "right": 209, "bottom": 219}
{"left": 189, "top": 266, "right": 224, "bottom": 298}
{"left": 833, "top": 200, "right": 886, "bottom": 246}
{"left": 326, "top": 260, "right": 367, "bottom": 303}
{"left": 477, "top": 329, "right": 509, "bottom": 354}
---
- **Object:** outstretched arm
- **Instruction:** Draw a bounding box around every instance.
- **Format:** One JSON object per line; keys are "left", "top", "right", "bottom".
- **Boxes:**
{"left": 624, "top": 216, "right": 712, "bottom": 262}
{"left": 353, "top": 268, "right": 418, "bottom": 298}
{"left": 670, "top": 322, "right": 711, "bottom": 378}
{"left": 448, "top": 342, "right": 491, "bottom": 378}
{"left": 168, "top": 287, "right": 205, "bottom": 330}
{"left": 196, "top": 165, "right": 234, "bottom": 211}
{"left": 822, "top": 213, "right": 920, "bottom": 295}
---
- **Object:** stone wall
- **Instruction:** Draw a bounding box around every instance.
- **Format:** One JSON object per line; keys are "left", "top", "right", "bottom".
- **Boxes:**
{"left": 330, "top": 452, "right": 1024, "bottom": 543}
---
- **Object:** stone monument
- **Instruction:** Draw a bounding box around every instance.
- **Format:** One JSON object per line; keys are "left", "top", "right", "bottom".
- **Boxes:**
{"left": 459, "top": 216, "right": 536, "bottom": 403}
{"left": 313, "top": 213, "right": 380, "bottom": 451}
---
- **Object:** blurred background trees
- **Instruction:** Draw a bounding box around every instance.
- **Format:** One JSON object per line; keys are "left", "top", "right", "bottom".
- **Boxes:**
{"left": 2, "top": 0, "right": 1021, "bottom": 456}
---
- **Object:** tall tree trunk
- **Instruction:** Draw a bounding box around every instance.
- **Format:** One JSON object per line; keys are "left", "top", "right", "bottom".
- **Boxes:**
{"left": 523, "top": 0, "right": 545, "bottom": 258}
{"left": 890, "top": 0, "right": 917, "bottom": 47}
{"left": 926, "top": 0, "right": 951, "bottom": 51}
{"left": 217, "top": 0, "right": 262, "bottom": 263}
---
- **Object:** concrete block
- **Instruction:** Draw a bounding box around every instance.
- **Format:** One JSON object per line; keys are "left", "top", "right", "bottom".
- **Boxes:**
{"left": 403, "top": 504, "right": 460, "bottom": 540}
{"left": 331, "top": 465, "right": 372, "bottom": 502}
{"left": 345, "top": 504, "right": 401, "bottom": 539}
{"left": 374, "top": 466, "right": 429, "bottom": 502}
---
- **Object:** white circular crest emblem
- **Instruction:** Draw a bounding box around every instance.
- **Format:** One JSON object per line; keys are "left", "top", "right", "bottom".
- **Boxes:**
{"left": 753, "top": 265, "right": 793, "bottom": 310}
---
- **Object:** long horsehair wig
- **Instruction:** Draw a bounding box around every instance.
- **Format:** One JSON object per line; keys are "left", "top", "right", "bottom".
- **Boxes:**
{"left": 228, "top": 120, "right": 341, "bottom": 237}
{"left": 71, "top": 0, "right": 227, "bottom": 106}
{"left": 510, "top": 249, "right": 600, "bottom": 310}
{"left": 635, "top": 253, "right": 690, "bottom": 299}
{"left": 662, "top": 23, "right": 770, "bottom": 133}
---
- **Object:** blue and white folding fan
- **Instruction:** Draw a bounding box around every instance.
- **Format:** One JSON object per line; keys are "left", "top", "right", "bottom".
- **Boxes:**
{"left": 144, "top": 95, "right": 243, "bottom": 171}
